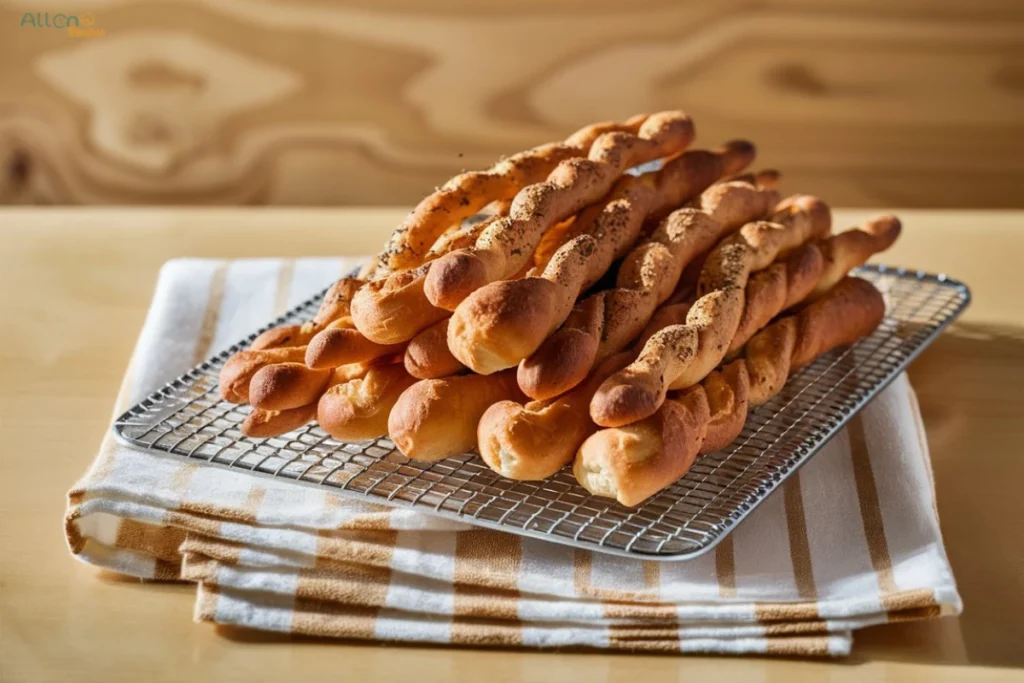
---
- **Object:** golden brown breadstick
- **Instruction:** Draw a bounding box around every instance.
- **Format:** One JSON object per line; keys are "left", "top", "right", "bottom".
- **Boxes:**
{"left": 517, "top": 178, "right": 781, "bottom": 399}
{"left": 403, "top": 318, "right": 464, "bottom": 379}
{"left": 446, "top": 141, "right": 757, "bottom": 375}
{"left": 241, "top": 362, "right": 379, "bottom": 438}
{"left": 726, "top": 243, "right": 824, "bottom": 356}
{"left": 388, "top": 371, "right": 524, "bottom": 462}
{"left": 575, "top": 276, "right": 886, "bottom": 506}
{"left": 304, "top": 319, "right": 405, "bottom": 369}
{"left": 242, "top": 403, "right": 319, "bottom": 439}
{"left": 249, "top": 278, "right": 364, "bottom": 352}
{"left": 575, "top": 388, "right": 710, "bottom": 507}
{"left": 811, "top": 215, "right": 902, "bottom": 298}
{"left": 317, "top": 364, "right": 418, "bottom": 442}
{"left": 378, "top": 116, "right": 648, "bottom": 273}
{"left": 219, "top": 346, "right": 307, "bottom": 403}
{"left": 476, "top": 229, "right": 814, "bottom": 482}
{"left": 591, "top": 196, "right": 832, "bottom": 426}
{"left": 424, "top": 111, "right": 697, "bottom": 311}
{"left": 249, "top": 363, "right": 333, "bottom": 412}
{"left": 350, "top": 121, "right": 652, "bottom": 345}
{"left": 478, "top": 351, "right": 635, "bottom": 481}
{"left": 350, "top": 211, "right": 510, "bottom": 346}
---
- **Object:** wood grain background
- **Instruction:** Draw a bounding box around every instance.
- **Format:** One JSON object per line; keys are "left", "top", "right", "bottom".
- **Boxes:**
{"left": 1, "top": 0, "right": 1022, "bottom": 207}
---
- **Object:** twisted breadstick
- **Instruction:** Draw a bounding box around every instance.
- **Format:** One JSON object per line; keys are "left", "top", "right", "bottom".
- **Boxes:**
{"left": 227, "top": 275, "right": 367, "bottom": 407}
{"left": 477, "top": 352, "right": 635, "bottom": 481}
{"left": 424, "top": 111, "right": 696, "bottom": 312}
{"left": 591, "top": 196, "right": 833, "bottom": 427}
{"left": 400, "top": 210, "right": 589, "bottom": 379}
{"left": 240, "top": 122, "right": 626, "bottom": 365}
{"left": 811, "top": 215, "right": 902, "bottom": 299}
{"left": 403, "top": 318, "right": 464, "bottom": 379}
{"left": 220, "top": 347, "right": 307, "bottom": 403}
{"left": 317, "top": 364, "right": 418, "bottom": 441}
{"left": 445, "top": 141, "right": 756, "bottom": 375}
{"left": 516, "top": 178, "right": 782, "bottom": 400}
{"left": 388, "top": 371, "right": 524, "bottom": 462}
{"left": 476, "top": 227, "right": 817, "bottom": 482}
{"left": 240, "top": 363, "right": 372, "bottom": 438}
{"left": 378, "top": 115, "right": 648, "bottom": 273}
{"left": 249, "top": 363, "right": 333, "bottom": 412}
{"left": 350, "top": 121, "right": 656, "bottom": 346}
{"left": 575, "top": 276, "right": 886, "bottom": 506}
{"left": 304, "top": 320, "right": 406, "bottom": 369}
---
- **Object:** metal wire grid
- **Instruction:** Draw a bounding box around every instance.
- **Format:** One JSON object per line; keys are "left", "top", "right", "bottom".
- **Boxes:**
{"left": 113, "top": 265, "right": 969, "bottom": 560}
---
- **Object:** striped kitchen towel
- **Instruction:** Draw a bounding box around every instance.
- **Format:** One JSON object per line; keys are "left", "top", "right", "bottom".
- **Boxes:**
{"left": 65, "top": 258, "right": 961, "bottom": 656}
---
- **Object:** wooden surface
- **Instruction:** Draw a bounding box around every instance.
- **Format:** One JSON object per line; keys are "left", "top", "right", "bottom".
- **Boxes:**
{"left": 2, "top": 0, "right": 1023, "bottom": 208}
{"left": 1, "top": 208, "right": 1023, "bottom": 682}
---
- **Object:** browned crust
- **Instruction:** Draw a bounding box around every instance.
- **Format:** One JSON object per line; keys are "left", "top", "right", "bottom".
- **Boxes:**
{"left": 574, "top": 388, "right": 709, "bottom": 508}
{"left": 388, "top": 371, "right": 524, "bottom": 462}
{"left": 520, "top": 179, "right": 779, "bottom": 401}
{"left": 698, "top": 360, "right": 750, "bottom": 454}
{"left": 728, "top": 243, "right": 825, "bottom": 355}
{"left": 745, "top": 318, "right": 797, "bottom": 406}
{"left": 812, "top": 215, "right": 901, "bottom": 298}
{"left": 478, "top": 351, "right": 635, "bottom": 481}
{"left": 424, "top": 112, "right": 697, "bottom": 312}
{"left": 792, "top": 277, "right": 886, "bottom": 368}
{"left": 218, "top": 346, "right": 306, "bottom": 404}
{"left": 304, "top": 320, "right": 405, "bottom": 369}
{"left": 446, "top": 140, "right": 756, "bottom": 377}
{"left": 350, "top": 263, "right": 450, "bottom": 345}
{"left": 248, "top": 362, "right": 333, "bottom": 411}
{"left": 403, "top": 318, "right": 464, "bottom": 379}
{"left": 378, "top": 115, "right": 648, "bottom": 273}
{"left": 591, "top": 195, "right": 833, "bottom": 426}
{"left": 575, "top": 276, "right": 887, "bottom": 507}
{"left": 317, "top": 364, "right": 417, "bottom": 442}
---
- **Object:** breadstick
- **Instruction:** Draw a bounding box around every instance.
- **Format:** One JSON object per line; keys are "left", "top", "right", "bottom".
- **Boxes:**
{"left": 424, "top": 111, "right": 697, "bottom": 312}
{"left": 249, "top": 120, "right": 615, "bottom": 356}
{"left": 388, "top": 371, "right": 524, "bottom": 462}
{"left": 811, "top": 215, "right": 902, "bottom": 298}
{"left": 350, "top": 211, "right": 509, "bottom": 346}
{"left": 476, "top": 228, "right": 816, "bottom": 482}
{"left": 478, "top": 351, "right": 635, "bottom": 481}
{"left": 241, "top": 363, "right": 376, "bottom": 438}
{"left": 249, "top": 362, "right": 334, "bottom": 412}
{"left": 242, "top": 403, "right": 319, "bottom": 439}
{"left": 317, "top": 364, "right": 418, "bottom": 442}
{"left": 697, "top": 360, "right": 751, "bottom": 454}
{"left": 516, "top": 178, "right": 782, "bottom": 400}
{"left": 249, "top": 276, "right": 365, "bottom": 352}
{"left": 576, "top": 276, "right": 886, "bottom": 506}
{"left": 219, "top": 347, "right": 307, "bottom": 403}
{"left": 726, "top": 243, "right": 824, "bottom": 355}
{"left": 403, "top": 318, "right": 464, "bottom": 379}
{"left": 378, "top": 116, "right": 648, "bottom": 273}
{"left": 349, "top": 121, "right": 648, "bottom": 345}
{"left": 304, "top": 319, "right": 405, "bottom": 369}
{"left": 591, "top": 196, "right": 833, "bottom": 426}
{"left": 446, "top": 141, "right": 756, "bottom": 375}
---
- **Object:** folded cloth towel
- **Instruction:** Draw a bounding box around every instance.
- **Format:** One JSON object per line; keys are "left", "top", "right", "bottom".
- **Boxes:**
{"left": 65, "top": 258, "right": 961, "bottom": 656}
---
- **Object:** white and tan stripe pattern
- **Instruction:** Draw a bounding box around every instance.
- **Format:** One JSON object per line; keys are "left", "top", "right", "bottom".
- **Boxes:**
{"left": 65, "top": 258, "right": 961, "bottom": 656}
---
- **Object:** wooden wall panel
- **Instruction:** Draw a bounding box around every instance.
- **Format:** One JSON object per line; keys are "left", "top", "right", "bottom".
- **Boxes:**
{"left": 1, "top": 0, "right": 1022, "bottom": 207}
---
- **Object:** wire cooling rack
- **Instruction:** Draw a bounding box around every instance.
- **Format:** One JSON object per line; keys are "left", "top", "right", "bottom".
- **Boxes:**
{"left": 113, "top": 265, "right": 969, "bottom": 560}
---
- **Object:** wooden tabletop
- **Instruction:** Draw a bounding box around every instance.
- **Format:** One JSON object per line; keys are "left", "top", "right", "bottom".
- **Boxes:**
{"left": 1, "top": 208, "right": 1022, "bottom": 682}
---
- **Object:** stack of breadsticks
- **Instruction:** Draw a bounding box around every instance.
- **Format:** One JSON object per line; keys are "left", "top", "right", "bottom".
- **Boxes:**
{"left": 219, "top": 110, "right": 901, "bottom": 507}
